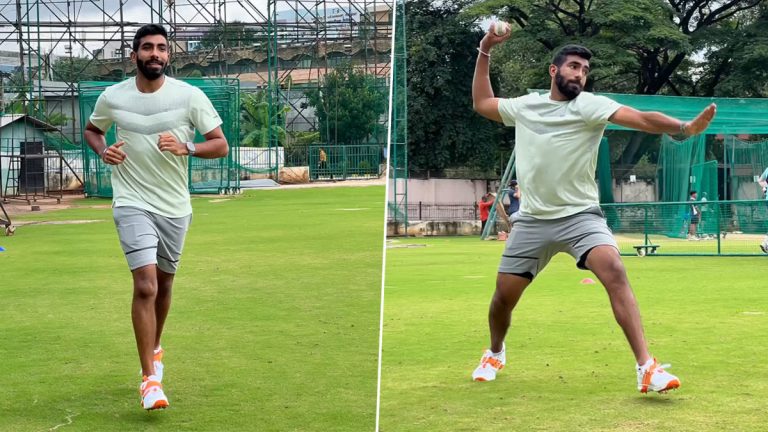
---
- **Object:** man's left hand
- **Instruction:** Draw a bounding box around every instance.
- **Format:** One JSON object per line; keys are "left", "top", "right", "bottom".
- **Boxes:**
{"left": 157, "top": 133, "right": 188, "bottom": 156}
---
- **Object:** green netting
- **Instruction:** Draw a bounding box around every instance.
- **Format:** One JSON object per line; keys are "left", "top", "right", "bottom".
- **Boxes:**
{"left": 597, "top": 137, "right": 614, "bottom": 203}
{"left": 78, "top": 78, "right": 241, "bottom": 197}
{"left": 387, "top": 0, "right": 408, "bottom": 233}
{"left": 656, "top": 134, "right": 705, "bottom": 202}
{"left": 43, "top": 133, "right": 79, "bottom": 151}
{"left": 653, "top": 134, "right": 708, "bottom": 237}
{"left": 724, "top": 135, "right": 768, "bottom": 201}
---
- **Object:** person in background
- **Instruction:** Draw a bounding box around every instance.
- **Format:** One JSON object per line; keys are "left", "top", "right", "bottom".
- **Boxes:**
{"left": 478, "top": 192, "right": 494, "bottom": 233}
{"left": 507, "top": 180, "right": 521, "bottom": 220}
{"left": 758, "top": 168, "right": 768, "bottom": 252}
{"left": 688, "top": 191, "right": 700, "bottom": 240}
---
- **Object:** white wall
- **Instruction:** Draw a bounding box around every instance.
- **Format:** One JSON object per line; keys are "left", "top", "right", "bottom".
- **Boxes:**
{"left": 613, "top": 180, "right": 656, "bottom": 202}
{"left": 388, "top": 177, "right": 662, "bottom": 206}
{"left": 237, "top": 146, "right": 285, "bottom": 170}
{"left": 388, "top": 178, "right": 489, "bottom": 204}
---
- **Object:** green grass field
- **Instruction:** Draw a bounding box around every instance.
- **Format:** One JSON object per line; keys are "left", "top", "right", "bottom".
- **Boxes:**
{"left": 0, "top": 186, "right": 384, "bottom": 432}
{"left": 381, "top": 236, "right": 768, "bottom": 432}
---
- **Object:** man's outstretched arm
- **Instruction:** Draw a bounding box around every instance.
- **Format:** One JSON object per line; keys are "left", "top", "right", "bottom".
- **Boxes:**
{"left": 472, "top": 23, "right": 512, "bottom": 123}
{"left": 609, "top": 103, "right": 717, "bottom": 136}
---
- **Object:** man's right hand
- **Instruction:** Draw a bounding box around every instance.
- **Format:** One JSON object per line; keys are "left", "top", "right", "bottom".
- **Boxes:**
{"left": 684, "top": 103, "right": 717, "bottom": 136}
{"left": 102, "top": 141, "right": 127, "bottom": 165}
{"left": 480, "top": 21, "right": 513, "bottom": 53}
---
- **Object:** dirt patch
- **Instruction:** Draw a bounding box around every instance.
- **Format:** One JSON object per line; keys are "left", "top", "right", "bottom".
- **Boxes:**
{"left": 2, "top": 194, "right": 85, "bottom": 216}
{"left": 14, "top": 219, "right": 104, "bottom": 226}
{"left": 255, "top": 178, "right": 386, "bottom": 190}
{"left": 386, "top": 240, "right": 427, "bottom": 249}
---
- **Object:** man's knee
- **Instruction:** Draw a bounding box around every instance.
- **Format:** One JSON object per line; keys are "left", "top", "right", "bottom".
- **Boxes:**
{"left": 599, "top": 258, "right": 630, "bottom": 290}
{"left": 133, "top": 266, "right": 158, "bottom": 299}
{"left": 493, "top": 272, "right": 531, "bottom": 306}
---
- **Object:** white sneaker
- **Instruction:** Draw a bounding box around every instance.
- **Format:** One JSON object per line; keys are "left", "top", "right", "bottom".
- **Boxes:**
{"left": 140, "top": 375, "right": 169, "bottom": 410}
{"left": 139, "top": 347, "right": 165, "bottom": 382}
{"left": 472, "top": 346, "right": 505, "bottom": 382}
{"left": 637, "top": 358, "right": 680, "bottom": 393}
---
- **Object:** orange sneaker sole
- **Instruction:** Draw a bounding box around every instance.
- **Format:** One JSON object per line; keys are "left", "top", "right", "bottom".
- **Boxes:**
{"left": 146, "top": 400, "right": 169, "bottom": 410}
{"left": 658, "top": 379, "right": 681, "bottom": 393}
{"left": 641, "top": 379, "right": 680, "bottom": 394}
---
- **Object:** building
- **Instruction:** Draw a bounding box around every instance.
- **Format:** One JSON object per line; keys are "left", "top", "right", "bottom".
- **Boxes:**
{"left": 0, "top": 114, "right": 61, "bottom": 198}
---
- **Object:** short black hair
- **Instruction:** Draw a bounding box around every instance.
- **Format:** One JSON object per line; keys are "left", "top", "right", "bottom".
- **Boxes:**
{"left": 509, "top": 180, "right": 518, "bottom": 187}
{"left": 552, "top": 44, "right": 592, "bottom": 67}
{"left": 690, "top": 190, "right": 697, "bottom": 196}
{"left": 132, "top": 24, "right": 168, "bottom": 53}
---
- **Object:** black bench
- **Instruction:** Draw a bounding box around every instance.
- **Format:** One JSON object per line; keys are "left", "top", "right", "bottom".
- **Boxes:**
{"left": 633, "top": 244, "right": 660, "bottom": 256}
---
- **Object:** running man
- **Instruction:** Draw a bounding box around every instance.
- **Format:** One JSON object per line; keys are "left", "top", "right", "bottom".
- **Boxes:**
{"left": 84, "top": 24, "right": 228, "bottom": 410}
{"left": 470, "top": 24, "right": 716, "bottom": 393}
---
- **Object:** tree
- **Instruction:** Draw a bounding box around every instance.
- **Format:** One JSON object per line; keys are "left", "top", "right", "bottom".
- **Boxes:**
{"left": 305, "top": 63, "right": 388, "bottom": 145}
{"left": 199, "top": 21, "right": 260, "bottom": 50}
{"left": 51, "top": 57, "right": 99, "bottom": 82}
{"left": 405, "top": 0, "right": 503, "bottom": 174}
{"left": 697, "top": 2, "right": 768, "bottom": 97}
{"left": 240, "top": 91, "right": 289, "bottom": 147}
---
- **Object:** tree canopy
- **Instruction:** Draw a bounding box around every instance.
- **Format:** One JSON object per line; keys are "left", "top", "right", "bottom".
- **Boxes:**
{"left": 406, "top": 0, "right": 504, "bottom": 174}
{"left": 405, "top": 0, "right": 767, "bottom": 176}
{"left": 51, "top": 56, "right": 99, "bottom": 82}
{"left": 305, "top": 63, "right": 388, "bottom": 145}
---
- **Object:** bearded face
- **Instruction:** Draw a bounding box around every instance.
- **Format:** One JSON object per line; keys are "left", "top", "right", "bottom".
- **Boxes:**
{"left": 554, "top": 68, "right": 584, "bottom": 100}
{"left": 136, "top": 57, "right": 166, "bottom": 80}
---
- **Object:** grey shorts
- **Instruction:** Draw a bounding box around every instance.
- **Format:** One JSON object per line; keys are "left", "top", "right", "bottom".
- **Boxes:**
{"left": 498, "top": 206, "right": 618, "bottom": 279}
{"left": 113, "top": 206, "right": 191, "bottom": 274}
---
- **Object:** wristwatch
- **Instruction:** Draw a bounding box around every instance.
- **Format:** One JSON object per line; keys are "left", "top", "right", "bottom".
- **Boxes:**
{"left": 185, "top": 141, "right": 196, "bottom": 156}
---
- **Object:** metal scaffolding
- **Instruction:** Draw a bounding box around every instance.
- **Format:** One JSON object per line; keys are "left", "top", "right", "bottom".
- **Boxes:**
{"left": 0, "top": 0, "right": 393, "bottom": 201}
{"left": 387, "top": 0, "right": 406, "bottom": 235}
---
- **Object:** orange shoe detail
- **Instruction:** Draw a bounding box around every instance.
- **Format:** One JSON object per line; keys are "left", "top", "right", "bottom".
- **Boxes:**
{"left": 640, "top": 365, "right": 654, "bottom": 393}
{"left": 483, "top": 356, "right": 504, "bottom": 371}
{"left": 660, "top": 378, "right": 680, "bottom": 392}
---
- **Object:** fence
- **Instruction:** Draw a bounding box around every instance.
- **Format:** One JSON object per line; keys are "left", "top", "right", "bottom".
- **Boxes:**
{"left": 285, "top": 144, "right": 384, "bottom": 180}
{"left": 605, "top": 200, "right": 768, "bottom": 256}
{"left": 402, "top": 203, "right": 477, "bottom": 221}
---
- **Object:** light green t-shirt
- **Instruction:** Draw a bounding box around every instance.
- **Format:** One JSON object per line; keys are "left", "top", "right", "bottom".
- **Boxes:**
{"left": 90, "top": 77, "right": 222, "bottom": 218}
{"left": 498, "top": 91, "right": 621, "bottom": 219}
